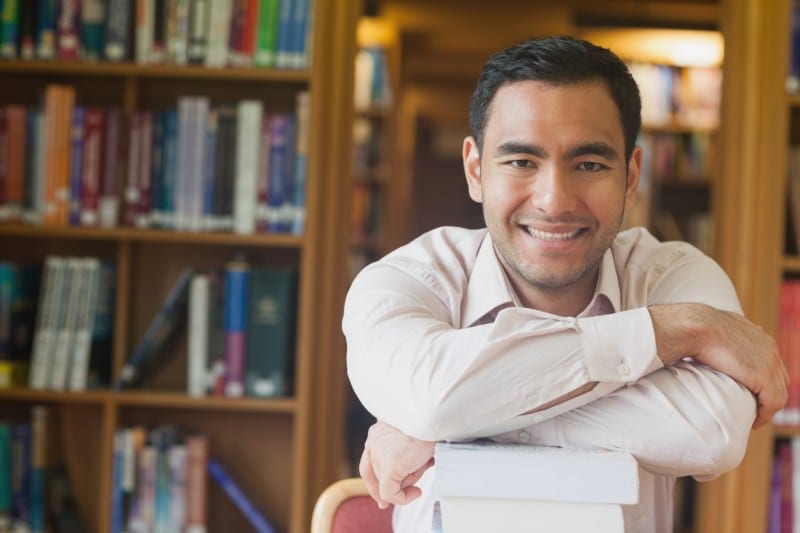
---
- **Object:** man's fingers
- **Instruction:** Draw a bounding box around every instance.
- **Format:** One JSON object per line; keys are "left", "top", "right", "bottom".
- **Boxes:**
{"left": 359, "top": 448, "right": 389, "bottom": 509}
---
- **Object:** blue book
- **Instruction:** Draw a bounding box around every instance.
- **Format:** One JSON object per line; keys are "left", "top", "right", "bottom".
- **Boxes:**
{"left": 207, "top": 460, "right": 277, "bottom": 533}
{"left": 115, "top": 269, "right": 192, "bottom": 389}
{"left": 223, "top": 259, "right": 248, "bottom": 397}
{"left": 0, "top": 263, "right": 16, "bottom": 360}
{"left": 10, "top": 422, "right": 30, "bottom": 527}
{"left": 266, "top": 114, "right": 294, "bottom": 233}
{"left": 69, "top": 106, "right": 85, "bottom": 226}
{"left": 289, "top": 0, "right": 309, "bottom": 68}
{"left": 150, "top": 111, "right": 165, "bottom": 229}
{"left": 274, "top": 0, "right": 294, "bottom": 68}
{"left": 161, "top": 108, "right": 178, "bottom": 230}
{"left": 0, "top": 0, "right": 20, "bottom": 58}
{"left": 0, "top": 423, "right": 11, "bottom": 525}
{"left": 109, "top": 430, "right": 124, "bottom": 533}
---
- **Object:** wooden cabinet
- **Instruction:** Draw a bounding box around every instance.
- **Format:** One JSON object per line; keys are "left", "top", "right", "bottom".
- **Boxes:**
{"left": 0, "top": 1, "right": 358, "bottom": 532}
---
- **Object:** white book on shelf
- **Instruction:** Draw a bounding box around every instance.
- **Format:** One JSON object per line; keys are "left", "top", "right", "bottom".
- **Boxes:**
{"left": 233, "top": 100, "right": 263, "bottom": 234}
{"left": 69, "top": 258, "right": 101, "bottom": 391}
{"left": 434, "top": 441, "right": 639, "bottom": 533}
{"left": 49, "top": 258, "right": 87, "bottom": 390}
{"left": 187, "top": 273, "right": 209, "bottom": 397}
{"left": 28, "top": 257, "right": 67, "bottom": 389}
{"left": 204, "top": 0, "right": 232, "bottom": 67}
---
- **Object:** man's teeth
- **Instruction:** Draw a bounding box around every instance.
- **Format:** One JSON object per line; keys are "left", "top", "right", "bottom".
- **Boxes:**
{"left": 526, "top": 227, "right": 580, "bottom": 240}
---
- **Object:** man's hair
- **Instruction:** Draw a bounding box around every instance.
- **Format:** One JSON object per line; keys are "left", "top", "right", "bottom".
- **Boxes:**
{"left": 469, "top": 36, "right": 642, "bottom": 162}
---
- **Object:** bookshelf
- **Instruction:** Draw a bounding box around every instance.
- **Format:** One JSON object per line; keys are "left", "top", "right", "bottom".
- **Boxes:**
{"left": 0, "top": 1, "right": 359, "bottom": 532}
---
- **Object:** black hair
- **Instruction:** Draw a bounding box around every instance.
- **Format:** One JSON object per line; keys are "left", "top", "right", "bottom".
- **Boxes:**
{"left": 469, "top": 36, "right": 642, "bottom": 162}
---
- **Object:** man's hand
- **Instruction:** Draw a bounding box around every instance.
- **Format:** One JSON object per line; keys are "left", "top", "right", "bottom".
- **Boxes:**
{"left": 359, "top": 421, "right": 435, "bottom": 509}
{"left": 650, "top": 303, "right": 788, "bottom": 428}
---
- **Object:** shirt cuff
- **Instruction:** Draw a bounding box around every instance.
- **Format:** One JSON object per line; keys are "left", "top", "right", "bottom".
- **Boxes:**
{"left": 581, "top": 307, "right": 663, "bottom": 382}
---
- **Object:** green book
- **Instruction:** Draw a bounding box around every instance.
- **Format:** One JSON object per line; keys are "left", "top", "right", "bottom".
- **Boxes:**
{"left": 245, "top": 268, "right": 297, "bottom": 397}
{"left": 253, "top": 0, "right": 280, "bottom": 68}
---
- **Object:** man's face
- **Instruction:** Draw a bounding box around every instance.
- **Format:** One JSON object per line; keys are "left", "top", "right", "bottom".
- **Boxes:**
{"left": 463, "top": 80, "right": 641, "bottom": 305}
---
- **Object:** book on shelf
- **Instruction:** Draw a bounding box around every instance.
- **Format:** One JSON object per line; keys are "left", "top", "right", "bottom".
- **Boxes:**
{"left": 27, "top": 255, "right": 113, "bottom": 391}
{"left": 222, "top": 258, "right": 248, "bottom": 397}
{"left": 111, "top": 425, "right": 208, "bottom": 533}
{"left": 433, "top": 441, "right": 639, "bottom": 533}
{"left": 207, "top": 459, "right": 276, "bottom": 533}
{"left": 116, "top": 268, "right": 192, "bottom": 389}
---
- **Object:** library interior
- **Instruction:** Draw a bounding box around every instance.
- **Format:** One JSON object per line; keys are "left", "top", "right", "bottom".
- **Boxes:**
{"left": 0, "top": 0, "right": 793, "bottom": 531}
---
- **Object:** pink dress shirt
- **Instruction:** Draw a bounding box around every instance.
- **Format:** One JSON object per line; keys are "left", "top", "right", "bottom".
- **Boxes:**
{"left": 343, "top": 226, "right": 756, "bottom": 533}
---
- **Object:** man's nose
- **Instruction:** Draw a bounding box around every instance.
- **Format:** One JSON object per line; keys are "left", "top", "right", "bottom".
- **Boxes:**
{"left": 529, "top": 167, "right": 578, "bottom": 216}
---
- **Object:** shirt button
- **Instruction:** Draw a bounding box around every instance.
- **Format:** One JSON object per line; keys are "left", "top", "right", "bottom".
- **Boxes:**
{"left": 518, "top": 430, "right": 530, "bottom": 442}
{"left": 617, "top": 363, "right": 631, "bottom": 376}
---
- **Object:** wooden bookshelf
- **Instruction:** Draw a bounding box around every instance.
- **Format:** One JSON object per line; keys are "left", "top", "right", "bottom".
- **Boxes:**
{"left": 0, "top": 2, "right": 359, "bottom": 532}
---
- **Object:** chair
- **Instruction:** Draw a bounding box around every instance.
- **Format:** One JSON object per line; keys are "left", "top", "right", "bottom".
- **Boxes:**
{"left": 311, "top": 477, "right": 394, "bottom": 533}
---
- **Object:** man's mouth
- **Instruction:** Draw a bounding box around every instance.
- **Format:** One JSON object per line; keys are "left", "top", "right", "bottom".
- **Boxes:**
{"left": 522, "top": 226, "right": 585, "bottom": 241}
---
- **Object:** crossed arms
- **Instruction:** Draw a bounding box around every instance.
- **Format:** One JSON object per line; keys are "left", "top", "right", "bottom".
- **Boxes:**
{"left": 343, "top": 248, "right": 788, "bottom": 508}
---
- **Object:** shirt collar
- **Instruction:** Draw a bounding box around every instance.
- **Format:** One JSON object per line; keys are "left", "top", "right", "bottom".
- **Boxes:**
{"left": 462, "top": 234, "right": 621, "bottom": 326}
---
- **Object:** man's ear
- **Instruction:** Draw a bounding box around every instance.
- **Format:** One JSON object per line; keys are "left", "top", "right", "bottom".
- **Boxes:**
{"left": 624, "top": 145, "right": 642, "bottom": 211}
{"left": 463, "top": 136, "right": 483, "bottom": 203}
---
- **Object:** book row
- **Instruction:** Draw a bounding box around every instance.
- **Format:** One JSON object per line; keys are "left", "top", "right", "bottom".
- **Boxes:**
{"left": 769, "top": 438, "right": 800, "bottom": 533}
{"left": 0, "top": 85, "right": 310, "bottom": 234}
{"left": 24, "top": 256, "right": 115, "bottom": 392}
{"left": 116, "top": 259, "right": 298, "bottom": 399}
{"left": 0, "top": 406, "right": 49, "bottom": 533}
{"left": 638, "top": 130, "right": 716, "bottom": 184}
{"left": 110, "top": 425, "right": 278, "bottom": 533}
{"left": 777, "top": 279, "right": 800, "bottom": 427}
{"left": 0, "top": 0, "right": 312, "bottom": 70}
{"left": 628, "top": 62, "right": 721, "bottom": 130}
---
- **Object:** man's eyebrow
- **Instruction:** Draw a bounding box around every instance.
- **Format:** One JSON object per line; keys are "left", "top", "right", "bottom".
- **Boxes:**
{"left": 495, "top": 141, "right": 546, "bottom": 158}
{"left": 565, "top": 142, "right": 620, "bottom": 161}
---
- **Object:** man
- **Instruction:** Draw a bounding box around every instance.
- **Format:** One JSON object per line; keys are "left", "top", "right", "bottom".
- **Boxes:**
{"left": 343, "top": 36, "right": 787, "bottom": 532}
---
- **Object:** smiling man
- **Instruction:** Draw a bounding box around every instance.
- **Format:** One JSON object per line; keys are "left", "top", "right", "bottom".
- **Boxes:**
{"left": 343, "top": 36, "right": 787, "bottom": 533}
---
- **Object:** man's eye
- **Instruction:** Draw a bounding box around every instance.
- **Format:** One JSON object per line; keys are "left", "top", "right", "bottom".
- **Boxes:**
{"left": 577, "top": 161, "right": 606, "bottom": 171}
{"left": 508, "top": 159, "right": 532, "bottom": 169}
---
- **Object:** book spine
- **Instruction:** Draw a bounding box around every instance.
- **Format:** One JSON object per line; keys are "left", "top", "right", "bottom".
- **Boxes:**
{"left": 104, "top": 0, "right": 131, "bottom": 61}
{"left": 135, "top": 0, "right": 155, "bottom": 64}
{"left": 214, "top": 106, "right": 236, "bottom": 232}
{"left": 188, "top": 97, "right": 209, "bottom": 232}
{"left": 166, "top": 0, "right": 190, "bottom": 65}
{"left": 168, "top": 443, "right": 187, "bottom": 531}
{"left": 184, "top": 435, "right": 208, "bottom": 533}
{"left": 4, "top": 105, "right": 26, "bottom": 222}
{"left": 245, "top": 268, "right": 296, "bottom": 397}
{"left": 68, "top": 105, "right": 85, "bottom": 226}
{"left": 29, "top": 406, "right": 47, "bottom": 533}
{"left": 223, "top": 260, "right": 248, "bottom": 397}
{"left": 0, "top": 263, "right": 14, "bottom": 360}
{"left": 187, "top": 0, "right": 209, "bottom": 64}
{"left": 49, "top": 257, "right": 83, "bottom": 390}
{"left": 109, "top": 430, "right": 124, "bottom": 533}
{"left": 0, "top": 108, "right": 8, "bottom": 216}
{"left": 291, "top": 90, "right": 309, "bottom": 234}
{"left": 207, "top": 460, "right": 277, "bottom": 533}
{"left": 204, "top": 0, "right": 231, "bottom": 67}
{"left": 255, "top": 111, "right": 270, "bottom": 232}
{"left": 265, "top": 113, "right": 291, "bottom": 233}
{"left": 0, "top": 0, "right": 20, "bottom": 59}
{"left": 232, "top": 100, "right": 262, "bottom": 234}
{"left": 116, "top": 269, "right": 192, "bottom": 389}
{"left": 10, "top": 422, "right": 31, "bottom": 529}
{"left": 36, "top": 0, "right": 57, "bottom": 59}
{"left": 80, "top": 0, "right": 105, "bottom": 61}
{"left": 0, "top": 423, "right": 10, "bottom": 528}
{"left": 28, "top": 257, "right": 65, "bottom": 389}
{"left": 124, "top": 111, "right": 142, "bottom": 227}
{"left": 18, "top": 0, "right": 35, "bottom": 59}
{"left": 56, "top": 0, "right": 81, "bottom": 61}
{"left": 99, "top": 108, "right": 122, "bottom": 228}
{"left": 136, "top": 111, "right": 154, "bottom": 229}
{"left": 253, "top": 0, "right": 279, "bottom": 68}
{"left": 150, "top": 110, "right": 165, "bottom": 228}
{"left": 187, "top": 273, "right": 209, "bottom": 397}
{"left": 68, "top": 258, "right": 100, "bottom": 391}
{"left": 201, "top": 109, "right": 217, "bottom": 230}
{"left": 288, "top": 0, "right": 308, "bottom": 68}
{"left": 80, "top": 107, "right": 104, "bottom": 227}
{"left": 274, "top": 0, "right": 292, "bottom": 68}
{"left": 160, "top": 107, "right": 178, "bottom": 229}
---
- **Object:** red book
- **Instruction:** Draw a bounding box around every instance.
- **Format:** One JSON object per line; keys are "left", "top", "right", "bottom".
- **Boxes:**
{"left": 0, "top": 107, "right": 8, "bottom": 209}
{"left": 185, "top": 434, "right": 209, "bottom": 532}
{"left": 5, "top": 105, "right": 27, "bottom": 221}
{"left": 80, "top": 108, "right": 105, "bottom": 227}
{"left": 100, "top": 108, "right": 122, "bottom": 228}
{"left": 56, "top": 0, "right": 82, "bottom": 60}
{"left": 136, "top": 111, "right": 154, "bottom": 228}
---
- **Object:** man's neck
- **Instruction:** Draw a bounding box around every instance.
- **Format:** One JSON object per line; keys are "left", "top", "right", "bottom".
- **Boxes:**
{"left": 510, "top": 271, "right": 599, "bottom": 317}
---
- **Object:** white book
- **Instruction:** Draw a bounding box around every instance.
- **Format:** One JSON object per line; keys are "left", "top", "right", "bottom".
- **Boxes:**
{"left": 69, "top": 258, "right": 101, "bottom": 391}
{"left": 233, "top": 100, "right": 263, "bottom": 234}
{"left": 49, "top": 258, "right": 86, "bottom": 390}
{"left": 434, "top": 441, "right": 639, "bottom": 533}
{"left": 204, "top": 0, "right": 232, "bottom": 67}
{"left": 136, "top": 0, "right": 155, "bottom": 64}
{"left": 187, "top": 273, "right": 209, "bottom": 397}
{"left": 28, "top": 257, "right": 67, "bottom": 389}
